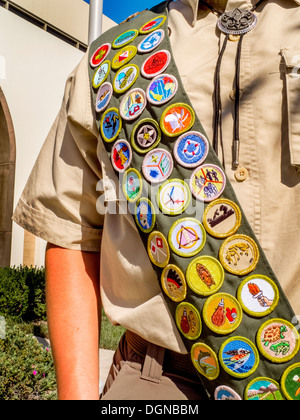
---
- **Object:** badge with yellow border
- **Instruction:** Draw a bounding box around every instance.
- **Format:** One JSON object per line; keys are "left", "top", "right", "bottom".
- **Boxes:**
{"left": 191, "top": 343, "right": 220, "bottom": 380}
{"left": 161, "top": 264, "right": 187, "bottom": 302}
{"left": 175, "top": 302, "right": 202, "bottom": 340}
{"left": 111, "top": 45, "right": 137, "bottom": 70}
{"left": 157, "top": 179, "right": 191, "bottom": 215}
{"left": 203, "top": 199, "right": 242, "bottom": 238}
{"left": 135, "top": 198, "right": 156, "bottom": 233}
{"left": 168, "top": 217, "right": 206, "bottom": 257}
{"left": 113, "top": 64, "right": 139, "bottom": 94}
{"left": 203, "top": 293, "right": 243, "bottom": 335}
{"left": 245, "top": 377, "right": 284, "bottom": 400}
{"left": 92, "top": 60, "right": 111, "bottom": 89}
{"left": 160, "top": 103, "right": 195, "bottom": 137}
{"left": 190, "top": 164, "right": 226, "bottom": 202}
{"left": 219, "top": 234, "right": 259, "bottom": 275}
{"left": 148, "top": 231, "right": 170, "bottom": 268}
{"left": 139, "top": 15, "right": 167, "bottom": 34}
{"left": 281, "top": 363, "right": 300, "bottom": 400}
{"left": 100, "top": 107, "right": 122, "bottom": 143}
{"left": 131, "top": 119, "right": 161, "bottom": 154}
{"left": 186, "top": 256, "right": 225, "bottom": 297}
{"left": 112, "top": 29, "right": 138, "bottom": 49}
{"left": 256, "top": 318, "right": 300, "bottom": 364}
{"left": 122, "top": 168, "right": 143, "bottom": 203}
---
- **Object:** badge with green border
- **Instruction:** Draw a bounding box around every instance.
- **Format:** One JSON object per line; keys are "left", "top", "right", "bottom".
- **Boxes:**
{"left": 203, "top": 198, "right": 242, "bottom": 238}
{"left": 245, "top": 377, "right": 285, "bottom": 400}
{"left": 100, "top": 107, "right": 122, "bottom": 143}
{"left": 168, "top": 218, "right": 206, "bottom": 257}
{"left": 122, "top": 168, "right": 143, "bottom": 203}
{"left": 134, "top": 198, "right": 156, "bottom": 233}
{"left": 157, "top": 179, "right": 191, "bottom": 215}
{"left": 113, "top": 64, "right": 139, "bottom": 94}
{"left": 111, "top": 45, "right": 137, "bottom": 70}
{"left": 191, "top": 343, "right": 220, "bottom": 380}
{"left": 186, "top": 256, "right": 225, "bottom": 297}
{"left": 175, "top": 302, "right": 202, "bottom": 340}
{"left": 281, "top": 363, "right": 300, "bottom": 400}
{"left": 92, "top": 60, "right": 111, "bottom": 89}
{"left": 139, "top": 15, "right": 167, "bottom": 34}
{"left": 131, "top": 119, "right": 161, "bottom": 154}
{"left": 112, "top": 29, "right": 138, "bottom": 49}
{"left": 147, "top": 231, "right": 170, "bottom": 268}
{"left": 161, "top": 264, "right": 187, "bottom": 302}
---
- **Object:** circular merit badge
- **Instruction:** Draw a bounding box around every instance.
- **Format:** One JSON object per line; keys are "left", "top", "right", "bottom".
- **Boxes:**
{"left": 219, "top": 234, "right": 259, "bottom": 276}
{"left": 161, "top": 264, "right": 187, "bottom": 302}
{"left": 173, "top": 131, "right": 209, "bottom": 169}
{"left": 120, "top": 88, "right": 147, "bottom": 121}
{"left": 112, "top": 29, "right": 138, "bottom": 49}
{"left": 90, "top": 43, "right": 111, "bottom": 68}
{"left": 111, "top": 139, "right": 132, "bottom": 173}
{"left": 139, "top": 15, "right": 166, "bottom": 34}
{"left": 135, "top": 198, "right": 156, "bottom": 233}
{"left": 214, "top": 386, "right": 242, "bottom": 401}
{"left": 100, "top": 107, "right": 122, "bottom": 143}
{"left": 157, "top": 179, "right": 191, "bottom": 215}
{"left": 92, "top": 60, "right": 111, "bottom": 89}
{"left": 142, "top": 148, "right": 173, "bottom": 184}
{"left": 190, "top": 164, "right": 226, "bottom": 202}
{"left": 191, "top": 343, "right": 220, "bottom": 380}
{"left": 146, "top": 74, "right": 178, "bottom": 106}
{"left": 122, "top": 168, "right": 143, "bottom": 203}
{"left": 148, "top": 231, "right": 170, "bottom": 268}
{"left": 168, "top": 218, "right": 206, "bottom": 258}
{"left": 237, "top": 275, "right": 279, "bottom": 318}
{"left": 245, "top": 377, "right": 284, "bottom": 401}
{"left": 160, "top": 103, "right": 195, "bottom": 137}
{"left": 256, "top": 318, "right": 300, "bottom": 364}
{"left": 141, "top": 50, "right": 171, "bottom": 79}
{"left": 186, "top": 256, "right": 225, "bottom": 297}
{"left": 219, "top": 337, "right": 259, "bottom": 379}
{"left": 111, "top": 45, "right": 137, "bottom": 70}
{"left": 138, "top": 29, "right": 165, "bottom": 53}
{"left": 175, "top": 302, "right": 202, "bottom": 340}
{"left": 131, "top": 119, "right": 161, "bottom": 154}
{"left": 203, "top": 293, "right": 243, "bottom": 335}
{"left": 113, "top": 64, "right": 139, "bottom": 94}
{"left": 203, "top": 199, "right": 242, "bottom": 238}
{"left": 281, "top": 363, "right": 300, "bottom": 400}
{"left": 95, "top": 82, "right": 113, "bottom": 113}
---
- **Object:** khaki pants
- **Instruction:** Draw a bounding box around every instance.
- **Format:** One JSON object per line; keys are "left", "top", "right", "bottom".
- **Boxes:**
{"left": 100, "top": 332, "right": 208, "bottom": 400}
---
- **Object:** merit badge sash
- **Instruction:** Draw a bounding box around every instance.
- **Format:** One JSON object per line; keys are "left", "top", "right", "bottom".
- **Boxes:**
{"left": 88, "top": 2, "right": 300, "bottom": 400}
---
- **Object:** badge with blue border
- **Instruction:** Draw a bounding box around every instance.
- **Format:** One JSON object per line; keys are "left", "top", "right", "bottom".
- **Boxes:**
{"left": 131, "top": 119, "right": 161, "bottom": 154}
{"left": 157, "top": 179, "right": 191, "bottom": 215}
{"left": 111, "top": 139, "right": 132, "bottom": 173}
{"left": 146, "top": 74, "right": 178, "bottom": 106}
{"left": 256, "top": 318, "right": 300, "bottom": 364}
{"left": 138, "top": 29, "right": 165, "bottom": 53}
{"left": 219, "top": 336, "right": 259, "bottom": 379}
{"left": 111, "top": 45, "right": 137, "bottom": 70}
{"left": 168, "top": 218, "right": 206, "bottom": 258}
{"left": 135, "top": 198, "right": 156, "bottom": 233}
{"left": 175, "top": 302, "right": 202, "bottom": 340}
{"left": 113, "top": 64, "right": 139, "bottom": 94}
{"left": 122, "top": 168, "right": 143, "bottom": 203}
{"left": 90, "top": 43, "right": 111, "bottom": 68}
{"left": 214, "top": 386, "right": 242, "bottom": 400}
{"left": 281, "top": 363, "right": 300, "bottom": 400}
{"left": 120, "top": 88, "right": 147, "bottom": 121}
{"left": 160, "top": 103, "right": 195, "bottom": 137}
{"left": 100, "top": 107, "right": 122, "bottom": 143}
{"left": 186, "top": 256, "right": 225, "bottom": 297}
{"left": 148, "top": 231, "right": 170, "bottom": 268}
{"left": 203, "top": 198, "right": 242, "bottom": 238}
{"left": 161, "top": 264, "right": 187, "bottom": 302}
{"left": 142, "top": 148, "right": 173, "bottom": 184}
{"left": 92, "top": 60, "right": 111, "bottom": 89}
{"left": 173, "top": 131, "right": 209, "bottom": 169}
{"left": 245, "top": 377, "right": 284, "bottom": 400}
{"left": 95, "top": 82, "right": 113, "bottom": 113}
{"left": 141, "top": 50, "right": 171, "bottom": 79}
{"left": 237, "top": 275, "right": 279, "bottom": 318}
{"left": 112, "top": 29, "right": 138, "bottom": 49}
{"left": 139, "top": 15, "right": 166, "bottom": 34}
{"left": 191, "top": 343, "right": 220, "bottom": 380}
{"left": 190, "top": 164, "right": 226, "bottom": 202}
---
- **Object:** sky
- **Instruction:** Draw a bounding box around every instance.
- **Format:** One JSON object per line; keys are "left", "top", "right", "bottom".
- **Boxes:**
{"left": 83, "top": 0, "right": 162, "bottom": 24}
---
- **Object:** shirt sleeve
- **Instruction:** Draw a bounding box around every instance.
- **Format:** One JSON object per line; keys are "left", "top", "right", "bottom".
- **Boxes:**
{"left": 12, "top": 51, "right": 104, "bottom": 252}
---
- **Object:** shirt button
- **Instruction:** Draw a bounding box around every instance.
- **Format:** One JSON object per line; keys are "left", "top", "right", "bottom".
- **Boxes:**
{"left": 235, "top": 167, "right": 249, "bottom": 182}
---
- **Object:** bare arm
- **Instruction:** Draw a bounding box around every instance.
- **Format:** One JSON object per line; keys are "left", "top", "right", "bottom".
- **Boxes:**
{"left": 45, "top": 243, "right": 101, "bottom": 400}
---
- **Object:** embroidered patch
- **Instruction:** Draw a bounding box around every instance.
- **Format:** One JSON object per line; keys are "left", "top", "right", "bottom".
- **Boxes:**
{"left": 203, "top": 199, "right": 242, "bottom": 238}
{"left": 120, "top": 88, "right": 147, "bottom": 121}
{"left": 92, "top": 60, "right": 111, "bottom": 89}
{"left": 90, "top": 43, "right": 111, "bottom": 68}
{"left": 139, "top": 15, "right": 167, "bottom": 34}
{"left": 191, "top": 343, "right": 220, "bottom": 380}
{"left": 161, "top": 264, "right": 187, "bottom": 302}
{"left": 237, "top": 275, "right": 279, "bottom": 318}
{"left": 100, "top": 107, "right": 122, "bottom": 143}
{"left": 147, "top": 231, "right": 170, "bottom": 268}
{"left": 134, "top": 198, "right": 156, "bottom": 233}
{"left": 142, "top": 148, "right": 173, "bottom": 184}
{"left": 160, "top": 103, "right": 195, "bottom": 137}
{"left": 122, "top": 168, "right": 143, "bottom": 203}
{"left": 219, "top": 234, "right": 259, "bottom": 276}
{"left": 281, "top": 363, "right": 300, "bottom": 401}
{"left": 214, "top": 386, "right": 242, "bottom": 400}
{"left": 175, "top": 302, "right": 202, "bottom": 340}
{"left": 186, "top": 256, "right": 225, "bottom": 297}
{"left": 203, "top": 293, "right": 243, "bottom": 335}
{"left": 256, "top": 318, "right": 300, "bottom": 364}
{"left": 141, "top": 50, "right": 171, "bottom": 79}
{"left": 131, "top": 119, "right": 161, "bottom": 154}
{"left": 138, "top": 29, "right": 165, "bottom": 53}
{"left": 111, "top": 139, "right": 132, "bottom": 173}
{"left": 219, "top": 336, "right": 259, "bottom": 379}
{"left": 113, "top": 64, "right": 139, "bottom": 94}
{"left": 146, "top": 74, "right": 178, "bottom": 106}
{"left": 190, "top": 164, "right": 226, "bottom": 202}
{"left": 157, "top": 179, "right": 191, "bottom": 215}
{"left": 245, "top": 377, "right": 284, "bottom": 401}
{"left": 95, "top": 82, "right": 113, "bottom": 113}
{"left": 168, "top": 218, "right": 206, "bottom": 257}
{"left": 112, "top": 29, "right": 139, "bottom": 49}
{"left": 173, "top": 131, "right": 209, "bottom": 169}
{"left": 111, "top": 45, "right": 137, "bottom": 70}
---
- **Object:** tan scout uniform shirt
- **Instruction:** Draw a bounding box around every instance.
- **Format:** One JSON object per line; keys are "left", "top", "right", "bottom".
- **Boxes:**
{"left": 13, "top": 0, "right": 300, "bottom": 354}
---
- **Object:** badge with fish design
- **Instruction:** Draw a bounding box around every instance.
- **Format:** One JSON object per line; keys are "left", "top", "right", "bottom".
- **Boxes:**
{"left": 186, "top": 256, "right": 225, "bottom": 297}
{"left": 191, "top": 343, "right": 220, "bottom": 380}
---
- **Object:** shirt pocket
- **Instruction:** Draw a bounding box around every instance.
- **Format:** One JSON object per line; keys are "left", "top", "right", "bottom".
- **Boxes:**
{"left": 281, "top": 48, "right": 300, "bottom": 171}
